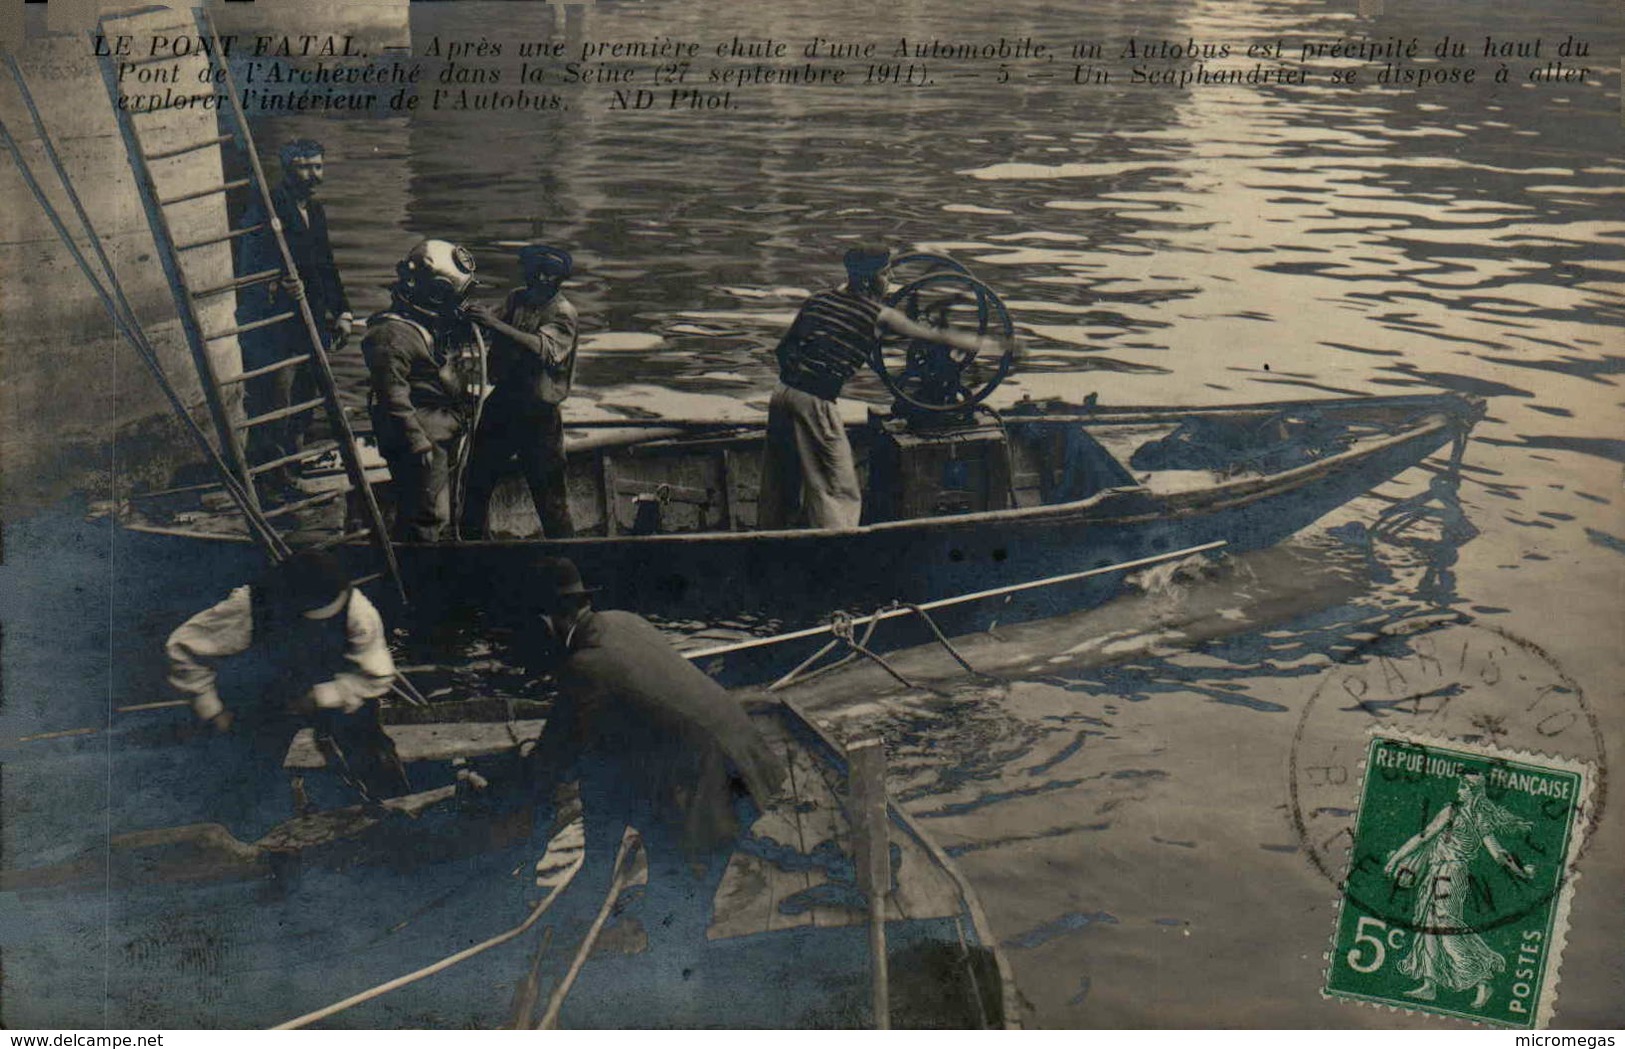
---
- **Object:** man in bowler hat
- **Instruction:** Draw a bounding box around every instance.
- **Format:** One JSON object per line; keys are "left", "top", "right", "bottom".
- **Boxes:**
{"left": 523, "top": 557, "right": 786, "bottom": 978}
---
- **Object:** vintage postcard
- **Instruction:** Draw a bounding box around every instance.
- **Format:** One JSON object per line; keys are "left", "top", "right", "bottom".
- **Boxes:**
{"left": 0, "top": 0, "right": 1620, "bottom": 1032}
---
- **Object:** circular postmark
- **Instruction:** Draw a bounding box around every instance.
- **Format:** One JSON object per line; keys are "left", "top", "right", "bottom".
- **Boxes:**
{"left": 1289, "top": 617, "right": 1608, "bottom": 935}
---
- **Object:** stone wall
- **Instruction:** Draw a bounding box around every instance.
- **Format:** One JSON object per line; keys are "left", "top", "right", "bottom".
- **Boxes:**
{"left": 0, "top": 0, "right": 407, "bottom": 513}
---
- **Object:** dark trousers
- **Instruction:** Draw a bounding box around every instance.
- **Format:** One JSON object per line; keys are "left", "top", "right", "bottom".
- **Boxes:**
{"left": 310, "top": 701, "right": 411, "bottom": 802}
{"left": 460, "top": 397, "right": 575, "bottom": 539}
{"left": 203, "top": 698, "right": 407, "bottom": 839}
{"left": 387, "top": 440, "right": 454, "bottom": 542}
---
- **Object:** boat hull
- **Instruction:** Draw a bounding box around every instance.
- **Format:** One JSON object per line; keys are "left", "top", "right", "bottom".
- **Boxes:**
{"left": 119, "top": 397, "right": 1471, "bottom": 678}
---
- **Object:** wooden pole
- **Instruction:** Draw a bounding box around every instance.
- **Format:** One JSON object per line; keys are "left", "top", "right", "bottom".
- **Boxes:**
{"left": 683, "top": 540, "right": 1228, "bottom": 662}
{"left": 272, "top": 816, "right": 586, "bottom": 1029}
{"left": 537, "top": 826, "right": 647, "bottom": 1029}
{"left": 848, "top": 738, "right": 891, "bottom": 1029}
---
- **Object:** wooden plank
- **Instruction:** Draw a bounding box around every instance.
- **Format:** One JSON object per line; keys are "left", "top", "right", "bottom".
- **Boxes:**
{"left": 708, "top": 715, "right": 876, "bottom": 939}
{"left": 848, "top": 739, "right": 891, "bottom": 1029}
{"left": 282, "top": 719, "right": 544, "bottom": 770}
{"left": 779, "top": 737, "right": 862, "bottom": 929}
{"left": 764, "top": 731, "right": 818, "bottom": 934}
{"left": 706, "top": 849, "right": 776, "bottom": 940}
{"left": 888, "top": 827, "right": 965, "bottom": 921}
{"left": 717, "top": 449, "right": 735, "bottom": 531}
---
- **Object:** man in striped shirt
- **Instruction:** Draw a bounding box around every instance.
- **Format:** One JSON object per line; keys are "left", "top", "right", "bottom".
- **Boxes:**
{"left": 759, "top": 244, "right": 1008, "bottom": 529}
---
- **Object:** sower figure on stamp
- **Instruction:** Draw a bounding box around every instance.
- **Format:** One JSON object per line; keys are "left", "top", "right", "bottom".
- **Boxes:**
{"left": 363, "top": 239, "right": 478, "bottom": 542}
{"left": 522, "top": 557, "right": 786, "bottom": 984}
{"left": 1382, "top": 772, "right": 1535, "bottom": 1008}
{"left": 235, "top": 139, "right": 354, "bottom": 494}
{"left": 460, "top": 245, "right": 579, "bottom": 539}
{"left": 759, "top": 244, "right": 1015, "bottom": 530}
{"left": 165, "top": 550, "right": 410, "bottom": 820}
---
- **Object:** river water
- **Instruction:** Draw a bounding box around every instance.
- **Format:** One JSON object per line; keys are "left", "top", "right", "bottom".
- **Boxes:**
{"left": 5, "top": 0, "right": 1623, "bottom": 1029}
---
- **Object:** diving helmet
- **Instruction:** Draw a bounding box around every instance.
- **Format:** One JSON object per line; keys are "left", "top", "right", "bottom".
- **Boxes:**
{"left": 395, "top": 239, "right": 478, "bottom": 316}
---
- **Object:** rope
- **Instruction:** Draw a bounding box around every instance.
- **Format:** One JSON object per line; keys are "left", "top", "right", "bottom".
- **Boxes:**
{"left": 274, "top": 831, "right": 583, "bottom": 1029}
{"left": 768, "top": 606, "right": 887, "bottom": 692}
{"left": 899, "top": 602, "right": 989, "bottom": 680}
{"left": 770, "top": 599, "right": 994, "bottom": 695}
{"left": 829, "top": 614, "right": 923, "bottom": 692}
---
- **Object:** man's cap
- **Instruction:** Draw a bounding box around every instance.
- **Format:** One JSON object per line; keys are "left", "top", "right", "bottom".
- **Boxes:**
{"left": 519, "top": 245, "right": 573, "bottom": 280}
{"left": 263, "top": 549, "right": 352, "bottom": 618}
{"left": 843, "top": 243, "right": 893, "bottom": 276}
{"left": 279, "top": 138, "right": 325, "bottom": 165}
{"left": 532, "top": 556, "right": 600, "bottom": 600}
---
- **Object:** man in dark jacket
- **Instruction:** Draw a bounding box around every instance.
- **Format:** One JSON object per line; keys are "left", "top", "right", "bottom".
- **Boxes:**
{"left": 362, "top": 239, "right": 477, "bottom": 542}
{"left": 235, "top": 140, "right": 354, "bottom": 489}
{"left": 525, "top": 558, "right": 786, "bottom": 958}
{"left": 460, "top": 245, "right": 580, "bottom": 539}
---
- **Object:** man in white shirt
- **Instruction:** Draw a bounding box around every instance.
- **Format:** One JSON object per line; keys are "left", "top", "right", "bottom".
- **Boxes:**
{"left": 165, "top": 549, "right": 407, "bottom": 804}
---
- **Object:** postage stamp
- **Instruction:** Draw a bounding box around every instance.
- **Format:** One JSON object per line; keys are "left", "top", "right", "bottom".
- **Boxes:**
{"left": 1323, "top": 731, "right": 1594, "bottom": 1029}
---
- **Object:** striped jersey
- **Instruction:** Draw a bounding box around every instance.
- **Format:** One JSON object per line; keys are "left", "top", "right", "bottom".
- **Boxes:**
{"left": 775, "top": 286, "right": 884, "bottom": 400}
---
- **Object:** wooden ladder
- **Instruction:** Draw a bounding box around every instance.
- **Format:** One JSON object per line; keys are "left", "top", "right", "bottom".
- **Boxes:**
{"left": 110, "top": 9, "right": 404, "bottom": 602}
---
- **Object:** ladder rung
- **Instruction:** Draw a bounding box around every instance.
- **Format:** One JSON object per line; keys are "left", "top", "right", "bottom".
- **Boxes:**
{"left": 312, "top": 529, "right": 375, "bottom": 551}
{"left": 222, "top": 352, "right": 309, "bottom": 387}
{"left": 261, "top": 487, "right": 349, "bottom": 520}
{"left": 210, "top": 313, "right": 299, "bottom": 345}
{"left": 158, "top": 178, "right": 253, "bottom": 208}
{"left": 248, "top": 440, "right": 341, "bottom": 478}
{"left": 177, "top": 223, "right": 267, "bottom": 253}
{"left": 193, "top": 269, "right": 282, "bottom": 299}
{"left": 239, "top": 397, "right": 326, "bottom": 430}
{"left": 144, "top": 134, "right": 236, "bottom": 163}
{"left": 350, "top": 573, "right": 384, "bottom": 588}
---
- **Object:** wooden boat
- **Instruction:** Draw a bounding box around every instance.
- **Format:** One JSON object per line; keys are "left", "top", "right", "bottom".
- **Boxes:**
{"left": 120, "top": 391, "right": 1483, "bottom": 650}
{"left": 0, "top": 696, "right": 1015, "bottom": 1029}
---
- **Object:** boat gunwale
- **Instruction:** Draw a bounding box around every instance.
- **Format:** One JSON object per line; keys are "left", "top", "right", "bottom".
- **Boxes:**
{"left": 120, "top": 402, "right": 1467, "bottom": 549}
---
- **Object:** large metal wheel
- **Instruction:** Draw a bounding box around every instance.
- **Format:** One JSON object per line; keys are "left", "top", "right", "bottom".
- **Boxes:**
{"left": 873, "top": 270, "right": 1015, "bottom": 415}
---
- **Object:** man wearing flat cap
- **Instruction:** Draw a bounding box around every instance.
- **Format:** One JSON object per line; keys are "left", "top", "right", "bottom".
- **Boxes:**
{"left": 524, "top": 556, "right": 786, "bottom": 947}
{"left": 461, "top": 245, "right": 580, "bottom": 539}
{"left": 760, "top": 243, "right": 1010, "bottom": 530}
{"left": 165, "top": 549, "right": 409, "bottom": 809}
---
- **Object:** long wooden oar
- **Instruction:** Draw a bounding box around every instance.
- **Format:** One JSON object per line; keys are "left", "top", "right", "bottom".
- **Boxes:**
{"left": 536, "top": 826, "right": 648, "bottom": 1030}
{"left": 272, "top": 816, "right": 586, "bottom": 1030}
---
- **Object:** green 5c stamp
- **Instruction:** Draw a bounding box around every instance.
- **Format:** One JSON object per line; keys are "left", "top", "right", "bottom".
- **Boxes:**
{"left": 1324, "top": 732, "right": 1594, "bottom": 1028}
